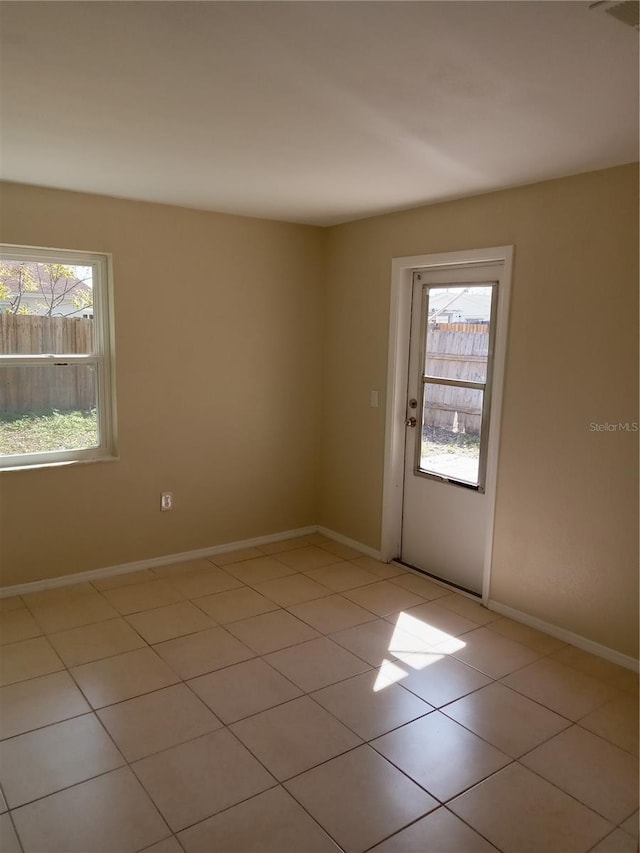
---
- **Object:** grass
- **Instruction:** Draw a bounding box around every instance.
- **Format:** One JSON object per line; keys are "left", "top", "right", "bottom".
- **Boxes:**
{"left": 0, "top": 410, "right": 98, "bottom": 455}
{"left": 421, "top": 425, "right": 481, "bottom": 482}
{"left": 422, "top": 425, "right": 481, "bottom": 457}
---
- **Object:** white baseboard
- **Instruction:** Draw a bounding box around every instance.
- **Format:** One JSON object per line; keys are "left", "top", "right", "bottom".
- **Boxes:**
{"left": 316, "top": 526, "right": 382, "bottom": 561}
{"left": 487, "top": 599, "right": 639, "bottom": 674}
{"left": 6, "top": 527, "right": 635, "bottom": 677}
{"left": 0, "top": 526, "right": 318, "bottom": 598}
{"left": 0, "top": 525, "right": 380, "bottom": 599}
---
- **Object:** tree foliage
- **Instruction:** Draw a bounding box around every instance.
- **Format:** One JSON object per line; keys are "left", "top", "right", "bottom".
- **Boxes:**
{"left": 0, "top": 261, "right": 93, "bottom": 316}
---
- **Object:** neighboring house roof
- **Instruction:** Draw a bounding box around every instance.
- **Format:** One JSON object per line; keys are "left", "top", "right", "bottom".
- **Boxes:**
{"left": 0, "top": 292, "right": 90, "bottom": 317}
{"left": 428, "top": 288, "right": 492, "bottom": 322}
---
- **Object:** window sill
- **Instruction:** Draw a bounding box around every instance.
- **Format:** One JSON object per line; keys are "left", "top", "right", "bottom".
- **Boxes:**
{"left": 0, "top": 454, "right": 119, "bottom": 473}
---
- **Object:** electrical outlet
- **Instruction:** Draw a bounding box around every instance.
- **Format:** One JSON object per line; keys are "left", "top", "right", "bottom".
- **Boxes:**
{"left": 161, "top": 492, "right": 173, "bottom": 511}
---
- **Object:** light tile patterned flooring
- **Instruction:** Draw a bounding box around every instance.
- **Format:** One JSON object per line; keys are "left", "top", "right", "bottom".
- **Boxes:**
{"left": 0, "top": 533, "right": 638, "bottom": 853}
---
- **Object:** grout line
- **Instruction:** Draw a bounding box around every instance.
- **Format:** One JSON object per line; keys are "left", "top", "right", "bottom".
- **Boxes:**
{"left": 127, "top": 727, "right": 280, "bottom": 836}
{"left": 173, "top": 781, "right": 348, "bottom": 853}
{"left": 439, "top": 804, "right": 506, "bottom": 853}
{"left": 573, "top": 719, "right": 639, "bottom": 759}
{"left": 0, "top": 592, "right": 625, "bottom": 721}
{"left": 5, "top": 759, "right": 132, "bottom": 814}
{"left": 1, "top": 568, "right": 637, "bottom": 853}
{"left": 584, "top": 827, "right": 631, "bottom": 853}
{"left": 356, "top": 797, "right": 507, "bottom": 853}
{"left": 4, "top": 809, "right": 26, "bottom": 853}
{"left": 137, "top": 834, "right": 185, "bottom": 853}
{"left": 509, "top": 758, "right": 622, "bottom": 829}
{"left": 183, "top": 656, "right": 305, "bottom": 723}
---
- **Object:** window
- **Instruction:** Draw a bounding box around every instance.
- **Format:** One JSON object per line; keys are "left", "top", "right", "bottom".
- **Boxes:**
{"left": 417, "top": 282, "right": 496, "bottom": 490}
{"left": 0, "top": 245, "right": 117, "bottom": 469}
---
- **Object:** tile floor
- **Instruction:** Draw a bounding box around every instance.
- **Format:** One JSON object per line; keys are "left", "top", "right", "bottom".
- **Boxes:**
{"left": 0, "top": 533, "right": 638, "bottom": 853}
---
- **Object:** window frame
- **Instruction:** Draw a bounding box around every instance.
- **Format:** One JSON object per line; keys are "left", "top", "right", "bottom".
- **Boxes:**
{"left": 0, "top": 244, "right": 117, "bottom": 470}
{"left": 414, "top": 277, "right": 498, "bottom": 493}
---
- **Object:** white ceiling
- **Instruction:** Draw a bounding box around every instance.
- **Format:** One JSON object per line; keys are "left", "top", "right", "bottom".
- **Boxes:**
{"left": 0, "top": 1, "right": 637, "bottom": 226}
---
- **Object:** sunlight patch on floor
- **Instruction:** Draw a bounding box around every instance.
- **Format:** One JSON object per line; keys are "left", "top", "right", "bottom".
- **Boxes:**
{"left": 373, "top": 659, "right": 409, "bottom": 691}
{"left": 373, "top": 611, "right": 467, "bottom": 692}
{"left": 395, "top": 611, "right": 467, "bottom": 655}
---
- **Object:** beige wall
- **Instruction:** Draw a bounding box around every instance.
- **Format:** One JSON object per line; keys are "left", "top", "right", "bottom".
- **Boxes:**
{"left": 1, "top": 166, "right": 638, "bottom": 659}
{"left": 0, "top": 182, "right": 325, "bottom": 586}
{"left": 321, "top": 164, "right": 639, "bottom": 658}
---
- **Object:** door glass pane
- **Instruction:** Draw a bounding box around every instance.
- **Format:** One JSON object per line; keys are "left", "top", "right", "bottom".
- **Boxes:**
{"left": 424, "top": 286, "right": 493, "bottom": 382}
{"left": 0, "top": 364, "right": 99, "bottom": 456}
{"left": 0, "top": 259, "right": 94, "bottom": 354}
{"left": 419, "top": 383, "right": 483, "bottom": 486}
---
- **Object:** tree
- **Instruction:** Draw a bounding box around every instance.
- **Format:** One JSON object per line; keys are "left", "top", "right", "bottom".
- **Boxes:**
{"left": 0, "top": 262, "right": 37, "bottom": 315}
{"left": 0, "top": 261, "right": 92, "bottom": 316}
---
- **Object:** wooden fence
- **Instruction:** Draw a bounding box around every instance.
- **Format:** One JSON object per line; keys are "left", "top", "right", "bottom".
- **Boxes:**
{"left": 423, "top": 323, "right": 489, "bottom": 435}
{"left": 0, "top": 315, "right": 95, "bottom": 416}
{"left": 0, "top": 316, "right": 490, "bottom": 426}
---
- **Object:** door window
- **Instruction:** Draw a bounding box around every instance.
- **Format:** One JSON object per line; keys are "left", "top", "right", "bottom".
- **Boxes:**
{"left": 415, "top": 283, "right": 496, "bottom": 491}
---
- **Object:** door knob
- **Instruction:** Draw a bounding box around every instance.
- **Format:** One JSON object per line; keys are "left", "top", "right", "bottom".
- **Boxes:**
{"left": 405, "top": 417, "right": 417, "bottom": 427}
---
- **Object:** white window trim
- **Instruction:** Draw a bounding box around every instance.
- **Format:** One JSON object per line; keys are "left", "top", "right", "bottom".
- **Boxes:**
{"left": 0, "top": 244, "right": 118, "bottom": 471}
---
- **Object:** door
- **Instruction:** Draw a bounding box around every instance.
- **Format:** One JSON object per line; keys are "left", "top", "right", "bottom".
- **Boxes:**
{"left": 400, "top": 261, "right": 507, "bottom": 594}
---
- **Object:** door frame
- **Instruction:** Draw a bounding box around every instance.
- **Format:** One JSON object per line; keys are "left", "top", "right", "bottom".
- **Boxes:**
{"left": 381, "top": 245, "right": 514, "bottom": 602}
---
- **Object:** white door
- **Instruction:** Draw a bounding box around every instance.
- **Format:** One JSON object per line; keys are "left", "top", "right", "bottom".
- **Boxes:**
{"left": 400, "top": 260, "right": 509, "bottom": 594}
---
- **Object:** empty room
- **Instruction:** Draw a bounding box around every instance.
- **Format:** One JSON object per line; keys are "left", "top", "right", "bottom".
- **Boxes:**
{"left": 0, "top": 2, "right": 638, "bottom": 853}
